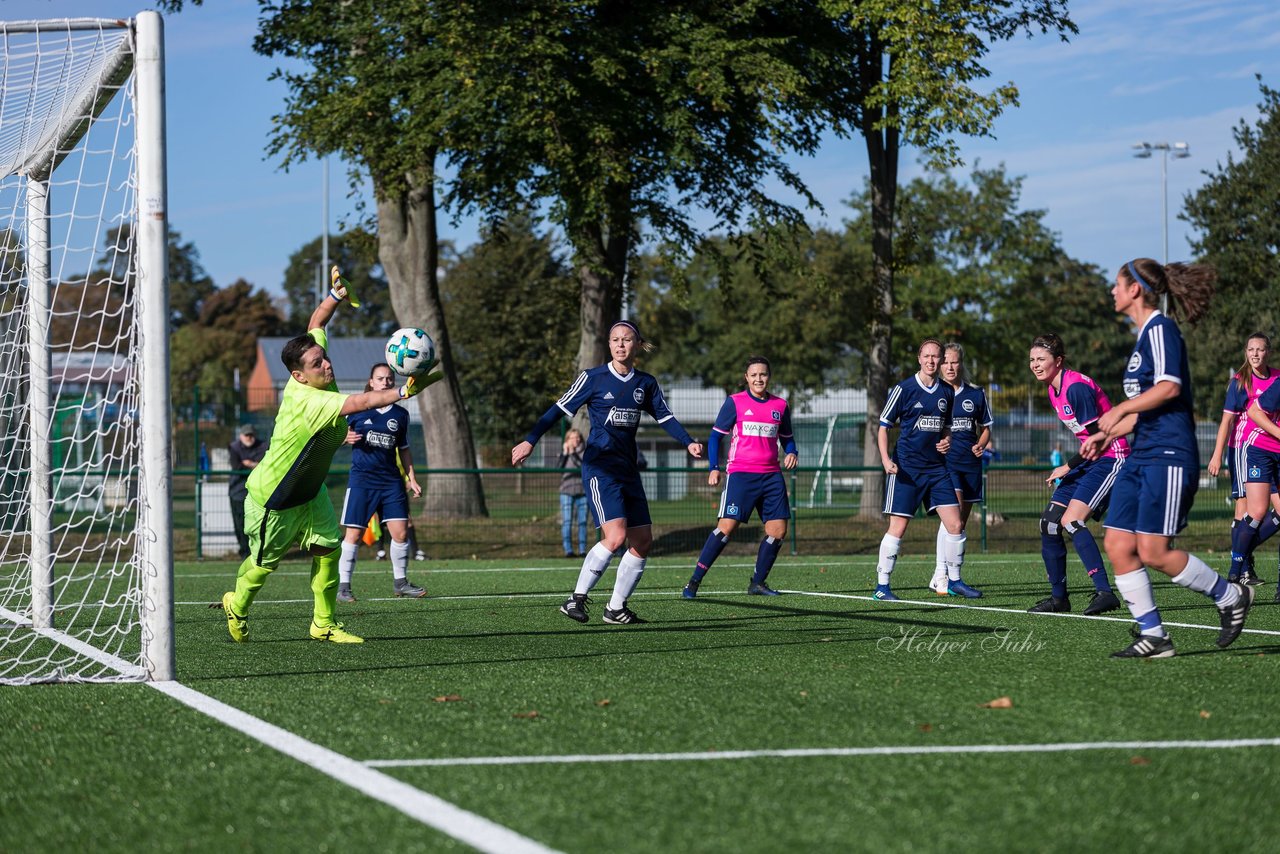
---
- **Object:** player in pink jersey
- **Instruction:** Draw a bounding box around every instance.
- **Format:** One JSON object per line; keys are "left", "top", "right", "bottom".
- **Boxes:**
{"left": 1209, "top": 333, "right": 1276, "bottom": 586}
{"left": 684, "top": 356, "right": 797, "bottom": 598}
{"left": 1027, "top": 333, "right": 1124, "bottom": 616}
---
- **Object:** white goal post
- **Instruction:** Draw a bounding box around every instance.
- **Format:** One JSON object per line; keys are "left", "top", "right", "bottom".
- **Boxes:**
{"left": 0, "top": 12, "right": 172, "bottom": 682}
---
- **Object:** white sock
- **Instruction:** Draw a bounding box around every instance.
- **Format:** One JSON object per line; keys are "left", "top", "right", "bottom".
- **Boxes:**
{"left": 576, "top": 542, "right": 616, "bottom": 595}
{"left": 608, "top": 550, "right": 647, "bottom": 611}
{"left": 1115, "top": 570, "right": 1165, "bottom": 637}
{"left": 935, "top": 523, "right": 947, "bottom": 577}
{"left": 945, "top": 532, "right": 967, "bottom": 581}
{"left": 339, "top": 541, "right": 358, "bottom": 586}
{"left": 1172, "top": 553, "right": 1238, "bottom": 607}
{"left": 390, "top": 540, "right": 410, "bottom": 581}
{"left": 877, "top": 534, "right": 901, "bottom": 586}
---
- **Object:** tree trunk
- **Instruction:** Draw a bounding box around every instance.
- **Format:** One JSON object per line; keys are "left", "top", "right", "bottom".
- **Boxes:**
{"left": 859, "top": 47, "right": 898, "bottom": 519}
{"left": 376, "top": 166, "right": 488, "bottom": 518}
{"left": 568, "top": 188, "right": 630, "bottom": 437}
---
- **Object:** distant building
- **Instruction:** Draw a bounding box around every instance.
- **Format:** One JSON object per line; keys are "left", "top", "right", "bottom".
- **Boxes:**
{"left": 246, "top": 337, "right": 392, "bottom": 413}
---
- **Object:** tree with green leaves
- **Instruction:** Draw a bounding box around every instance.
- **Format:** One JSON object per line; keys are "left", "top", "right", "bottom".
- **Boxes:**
{"left": 440, "top": 214, "right": 579, "bottom": 460}
{"left": 170, "top": 278, "right": 287, "bottom": 418}
{"left": 247, "top": 1, "right": 487, "bottom": 516}
{"left": 1183, "top": 78, "right": 1280, "bottom": 415}
{"left": 819, "top": 0, "right": 1076, "bottom": 514}
{"left": 280, "top": 230, "right": 394, "bottom": 337}
{"left": 92, "top": 224, "right": 215, "bottom": 330}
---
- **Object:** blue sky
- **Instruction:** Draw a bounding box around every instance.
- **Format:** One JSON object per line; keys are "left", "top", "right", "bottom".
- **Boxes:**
{"left": 8, "top": 0, "right": 1280, "bottom": 296}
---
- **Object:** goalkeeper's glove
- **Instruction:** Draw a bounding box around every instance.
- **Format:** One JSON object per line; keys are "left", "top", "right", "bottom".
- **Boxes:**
{"left": 329, "top": 265, "right": 362, "bottom": 308}
{"left": 399, "top": 369, "right": 444, "bottom": 400}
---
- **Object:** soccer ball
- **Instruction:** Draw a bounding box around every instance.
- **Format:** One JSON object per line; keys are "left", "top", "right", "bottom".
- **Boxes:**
{"left": 385, "top": 327, "right": 436, "bottom": 377}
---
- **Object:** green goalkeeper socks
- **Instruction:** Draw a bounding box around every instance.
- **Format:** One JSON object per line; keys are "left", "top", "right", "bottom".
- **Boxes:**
{"left": 311, "top": 551, "right": 340, "bottom": 627}
{"left": 232, "top": 558, "right": 273, "bottom": 614}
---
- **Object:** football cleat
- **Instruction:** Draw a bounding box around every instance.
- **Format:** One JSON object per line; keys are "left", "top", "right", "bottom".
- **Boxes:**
{"left": 1111, "top": 629, "right": 1175, "bottom": 659}
{"left": 310, "top": 621, "right": 364, "bottom": 643}
{"left": 1216, "top": 582, "right": 1255, "bottom": 649}
{"left": 747, "top": 581, "right": 780, "bottom": 596}
{"left": 682, "top": 580, "right": 700, "bottom": 599}
{"left": 928, "top": 572, "right": 949, "bottom": 596}
{"left": 560, "top": 593, "right": 589, "bottom": 623}
{"left": 871, "top": 584, "right": 900, "bottom": 601}
{"left": 220, "top": 592, "right": 248, "bottom": 642}
{"left": 394, "top": 579, "right": 427, "bottom": 598}
{"left": 1083, "top": 590, "right": 1121, "bottom": 616}
{"left": 337, "top": 587, "right": 357, "bottom": 604}
{"left": 1028, "top": 595, "right": 1070, "bottom": 613}
{"left": 603, "top": 606, "right": 646, "bottom": 625}
{"left": 947, "top": 580, "right": 983, "bottom": 599}
{"left": 1240, "top": 568, "right": 1264, "bottom": 587}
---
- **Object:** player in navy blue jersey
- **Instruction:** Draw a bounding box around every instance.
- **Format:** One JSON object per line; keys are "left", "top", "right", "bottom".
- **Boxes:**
{"left": 512, "top": 321, "right": 703, "bottom": 625}
{"left": 927, "top": 343, "right": 992, "bottom": 597}
{"left": 874, "top": 338, "right": 981, "bottom": 601}
{"left": 1083, "top": 258, "right": 1253, "bottom": 658}
{"left": 336, "top": 364, "right": 427, "bottom": 602}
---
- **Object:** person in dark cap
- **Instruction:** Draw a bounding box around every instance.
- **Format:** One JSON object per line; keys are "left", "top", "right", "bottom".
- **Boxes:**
{"left": 227, "top": 423, "right": 267, "bottom": 559}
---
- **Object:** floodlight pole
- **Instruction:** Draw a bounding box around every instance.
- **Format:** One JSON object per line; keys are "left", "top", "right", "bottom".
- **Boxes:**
{"left": 1131, "top": 141, "right": 1190, "bottom": 265}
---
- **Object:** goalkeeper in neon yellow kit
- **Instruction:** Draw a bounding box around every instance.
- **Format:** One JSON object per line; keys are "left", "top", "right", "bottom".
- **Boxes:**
{"left": 220, "top": 270, "right": 438, "bottom": 643}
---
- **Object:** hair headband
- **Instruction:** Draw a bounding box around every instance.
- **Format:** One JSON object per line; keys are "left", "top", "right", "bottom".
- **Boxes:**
{"left": 611, "top": 320, "right": 641, "bottom": 338}
{"left": 1127, "top": 261, "right": 1153, "bottom": 293}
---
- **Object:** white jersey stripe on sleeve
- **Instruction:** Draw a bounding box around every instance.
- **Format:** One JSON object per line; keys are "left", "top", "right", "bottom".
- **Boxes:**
{"left": 880, "top": 386, "right": 901, "bottom": 423}
{"left": 556, "top": 371, "right": 589, "bottom": 411}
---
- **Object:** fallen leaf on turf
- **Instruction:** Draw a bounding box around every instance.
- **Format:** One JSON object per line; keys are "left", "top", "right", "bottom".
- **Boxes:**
{"left": 1130, "top": 756, "right": 1150, "bottom": 766}
{"left": 595, "top": 699, "right": 611, "bottom": 707}
{"left": 432, "top": 694, "right": 462, "bottom": 703}
{"left": 378, "top": 698, "right": 393, "bottom": 705}
{"left": 799, "top": 691, "right": 809, "bottom": 697}
{"left": 820, "top": 567, "right": 827, "bottom": 573}
{"left": 1199, "top": 710, "right": 1211, "bottom": 719}
{"left": 513, "top": 710, "right": 540, "bottom": 719}
{"left": 820, "top": 637, "right": 832, "bottom": 642}
{"left": 981, "top": 696, "right": 1014, "bottom": 709}
{"left": 919, "top": 723, "right": 934, "bottom": 732}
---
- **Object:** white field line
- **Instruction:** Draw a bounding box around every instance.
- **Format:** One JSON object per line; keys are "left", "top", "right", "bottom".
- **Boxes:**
{"left": 174, "top": 588, "right": 1280, "bottom": 640}
{"left": 784, "top": 589, "right": 1280, "bottom": 638}
{"left": 2, "top": 602, "right": 560, "bottom": 851}
{"left": 176, "top": 556, "right": 1054, "bottom": 579}
{"left": 364, "top": 738, "right": 1280, "bottom": 769}
{"left": 150, "top": 682, "right": 559, "bottom": 854}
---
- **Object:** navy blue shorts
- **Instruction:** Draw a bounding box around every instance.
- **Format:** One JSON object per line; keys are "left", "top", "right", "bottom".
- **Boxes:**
{"left": 883, "top": 465, "right": 958, "bottom": 517}
{"left": 1103, "top": 461, "right": 1197, "bottom": 537}
{"left": 340, "top": 483, "right": 410, "bottom": 528}
{"left": 948, "top": 467, "right": 983, "bottom": 504}
{"left": 1050, "top": 456, "right": 1122, "bottom": 513}
{"left": 1229, "top": 443, "right": 1246, "bottom": 500}
{"left": 1245, "top": 445, "right": 1280, "bottom": 485}
{"left": 584, "top": 466, "right": 651, "bottom": 528}
{"left": 718, "top": 471, "right": 790, "bottom": 524}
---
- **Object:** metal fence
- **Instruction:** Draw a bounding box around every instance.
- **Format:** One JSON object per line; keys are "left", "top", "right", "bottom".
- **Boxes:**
{"left": 178, "top": 462, "right": 1239, "bottom": 562}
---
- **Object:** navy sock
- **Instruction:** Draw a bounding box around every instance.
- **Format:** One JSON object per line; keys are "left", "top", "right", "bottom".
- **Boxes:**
{"left": 1230, "top": 516, "right": 1260, "bottom": 578}
{"left": 753, "top": 535, "right": 783, "bottom": 585}
{"left": 1068, "top": 525, "right": 1112, "bottom": 593}
{"left": 1041, "top": 533, "right": 1068, "bottom": 599}
{"left": 691, "top": 530, "right": 730, "bottom": 583}
{"left": 1255, "top": 511, "right": 1280, "bottom": 552}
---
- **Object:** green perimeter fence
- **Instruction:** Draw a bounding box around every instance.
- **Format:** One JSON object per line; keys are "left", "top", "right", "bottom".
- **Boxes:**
{"left": 175, "top": 463, "right": 1240, "bottom": 563}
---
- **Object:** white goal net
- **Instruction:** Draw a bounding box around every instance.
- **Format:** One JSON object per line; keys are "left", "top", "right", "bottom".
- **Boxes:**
{"left": 0, "top": 13, "right": 172, "bottom": 683}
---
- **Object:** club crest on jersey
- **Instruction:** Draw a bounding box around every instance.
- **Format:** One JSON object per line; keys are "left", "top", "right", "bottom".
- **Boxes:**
{"left": 1062, "top": 405, "right": 1073, "bottom": 416}
{"left": 772, "top": 410, "right": 782, "bottom": 421}
{"left": 937, "top": 399, "right": 948, "bottom": 411}
{"left": 632, "top": 388, "right": 645, "bottom": 404}
{"left": 1128, "top": 352, "right": 1142, "bottom": 372}
{"left": 962, "top": 399, "right": 974, "bottom": 413}
{"left": 387, "top": 418, "right": 399, "bottom": 432}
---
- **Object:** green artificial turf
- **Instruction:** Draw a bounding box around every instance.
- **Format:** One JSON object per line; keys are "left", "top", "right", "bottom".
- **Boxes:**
{"left": 5, "top": 552, "right": 1279, "bottom": 852}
